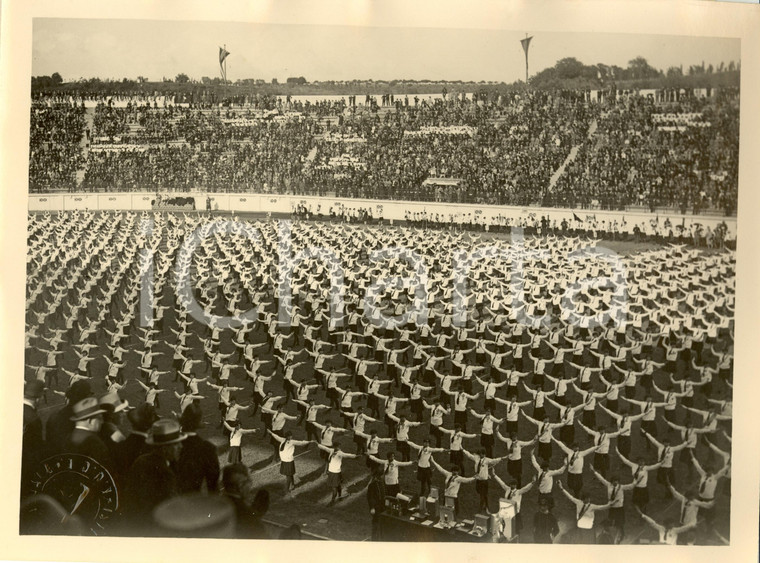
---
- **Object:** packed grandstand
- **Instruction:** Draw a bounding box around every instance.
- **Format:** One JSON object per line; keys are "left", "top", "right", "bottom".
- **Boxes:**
{"left": 29, "top": 85, "right": 739, "bottom": 216}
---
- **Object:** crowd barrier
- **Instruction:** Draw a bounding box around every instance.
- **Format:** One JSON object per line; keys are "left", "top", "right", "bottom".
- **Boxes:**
{"left": 27, "top": 191, "right": 737, "bottom": 238}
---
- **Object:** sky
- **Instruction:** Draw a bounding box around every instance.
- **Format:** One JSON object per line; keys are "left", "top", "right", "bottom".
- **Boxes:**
{"left": 32, "top": 18, "right": 740, "bottom": 84}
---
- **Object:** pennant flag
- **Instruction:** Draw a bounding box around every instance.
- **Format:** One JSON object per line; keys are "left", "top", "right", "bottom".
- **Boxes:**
{"left": 520, "top": 36, "right": 533, "bottom": 55}
{"left": 219, "top": 47, "right": 230, "bottom": 65}
{"left": 573, "top": 212, "right": 582, "bottom": 222}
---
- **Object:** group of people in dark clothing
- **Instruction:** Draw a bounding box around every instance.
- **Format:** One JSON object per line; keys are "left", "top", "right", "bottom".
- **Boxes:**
{"left": 21, "top": 377, "right": 276, "bottom": 538}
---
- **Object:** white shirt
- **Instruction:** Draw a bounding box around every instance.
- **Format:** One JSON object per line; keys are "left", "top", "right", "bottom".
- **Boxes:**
{"left": 567, "top": 451, "right": 585, "bottom": 474}
{"left": 480, "top": 416, "right": 498, "bottom": 435}
{"left": 417, "top": 447, "right": 435, "bottom": 468}
{"left": 427, "top": 404, "right": 445, "bottom": 426}
{"left": 536, "top": 470, "right": 554, "bottom": 494}
{"left": 327, "top": 451, "right": 346, "bottom": 473}
{"left": 383, "top": 461, "right": 401, "bottom": 485}
{"left": 320, "top": 427, "right": 337, "bottom": 447}
{"left": 576, "top": 502, "right": 595, "bottom": 529}
{"left": 505, "top": 402, "right": 522, "bottom": 422}
{"left": 633, "top": 466, "right": 650, "bottom": 488}
{"left": 278, "top": 441, "right": 298, "bottom": 462}
{"left": 698, "top": 475, "right": 720, "bottom": 500}
{"left": 594, "top": 432, "right": 612, "bottom": 454}
{"left": 444, "top": 475, "right": 465, "bottom": 497}
{"left": 473, "top": 457, "right": 491, "bottom": 480}
{"left": 607, "top": 483, "right": 625, "bottom": 508}
{"left": 396, "top": 421, "right": 413, "bottom": 442}
{"left": 449, "top": 432, "right": 467, "bottom": 451}
{"left": 229, "top": 428, "right": 245, "bottom": 447}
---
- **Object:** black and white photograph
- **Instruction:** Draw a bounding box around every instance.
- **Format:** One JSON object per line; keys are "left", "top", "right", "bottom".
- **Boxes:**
{"left": 2, "top": 0, "right": 759, "bottom": 561}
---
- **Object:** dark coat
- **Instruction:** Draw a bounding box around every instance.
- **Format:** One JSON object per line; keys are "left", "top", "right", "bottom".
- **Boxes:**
{"left": 115, "top": 433, "right": 149, "bottom": 477}
{"left": 21, "top": 404, "right": 46, "bottom": 497}
{"left": 64, "top": 428, "right": 114, "bottom": 470}
{"left": 123, "top": 451, "right": 180, "bottom": 533}
{"left": 367, "top": 477, "right": 387, "bottom": 514}
{"left": 176, "top": 434, "right": 220, "bottom": 493}
{"left": 533, "top": 511, "right": 559, "bottom": 543}
{"left": 45, "top": 405, "right": 75, "bottom": 454}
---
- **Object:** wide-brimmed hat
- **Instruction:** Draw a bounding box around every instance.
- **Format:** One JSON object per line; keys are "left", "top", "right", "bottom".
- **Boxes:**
{"left": 128, "top": 404, "right": 158, "bottom": 432}
{"left": 153, "top": 494, "right": 235, "bottom": 538}
{"left": 70, "top": 397, "right": 107, "bottom": 422}
{"left": 146, "top": 418, "right": 187, "bottom": 446}
{"left": 99, "top": 391, "right": 129, "bottom": 413}
{"left": 24, "top": 380, "right": 45, "bottom": 399}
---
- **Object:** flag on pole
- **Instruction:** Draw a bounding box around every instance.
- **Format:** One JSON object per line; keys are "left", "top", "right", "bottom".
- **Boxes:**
{"left": 520, "top": 36, "right": 532, "bottom": 54}
{"left": 520, "top": 35, "right": 533, "bottom": 84}
{"left": 573, "top": 212, "right": 582, "bottom": 222}
{"left": 219, "top": 47, "right": 230, "bottom": 65}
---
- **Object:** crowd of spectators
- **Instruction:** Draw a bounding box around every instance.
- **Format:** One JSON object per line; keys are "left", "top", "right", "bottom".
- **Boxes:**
{"left": 28, "top": 88, "right": 739, "bottom": 215}
{"left": 546, "top": 95, "right": 739, "bottom": 214}
{"left": 28, "top": 101, "right": 86, "bottom": 192}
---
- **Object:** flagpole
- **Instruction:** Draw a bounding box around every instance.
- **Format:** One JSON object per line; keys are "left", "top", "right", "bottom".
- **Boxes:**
{"left": 520, "top": 34, "right": 533, "bottom": 87}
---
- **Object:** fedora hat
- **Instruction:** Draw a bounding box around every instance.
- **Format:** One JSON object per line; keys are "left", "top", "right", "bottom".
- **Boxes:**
{"left": 153, "top": 494, "right": 235, "bottom": 538}
{"left": 70, "top": 397, "right": 107, "bottom": 422}
{"left": 146, "top": 418, "right": 187, "bottom": 446}
{"left": 99, "top": 391, "right": 129, "bottom": 413}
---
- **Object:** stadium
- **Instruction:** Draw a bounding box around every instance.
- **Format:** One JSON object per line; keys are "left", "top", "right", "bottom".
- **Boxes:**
{"left": 21, "top": 24, "right": 737, "bottom": 545}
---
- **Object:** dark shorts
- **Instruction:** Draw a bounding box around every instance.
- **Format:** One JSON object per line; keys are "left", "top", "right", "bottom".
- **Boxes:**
{"left": 560, "top": 424, "right": 574, "bottom": 444}
{"left": 568, "top": 472, "right": 583, "bottom": 493}
{"left": 397, "top": 440, "right": 410, "bottom": 458}
{"left": 632, "top": 486, "right": 649, "bottom": 507}
{"left": 368, "top": 395, "right": 379, "bottom": 411}
{"left": 327, "top": 471, "right": 342, "bottom": 488}
{"left": 538, "top": 441, "right": 552, "bottom": 462}
{"left": 262, "top": 413, "right": 272, "bottom": 428}
{"left": 507, "top": 458, "right": 521, "bottom": 479}
{"left": 227, "top": 445, "right": 242, "bottom": 464}
{"left": 582, "top": 410, "right": 596, "bottom": 427}
{"left": 618, "top": 435, "right": 631, "bottom": 457}
{"left": 450, "top": 450, "right": 463, "bottom": 466}
{"left": 411, "top": 398, "right": 424, "bottom": 414}
{"left": 454, "top": 410, "right": 467, "bottom": 427}
{"left": 608, "top": 506, "right": 625, "bottom": 528}
{"left": 417, "top": 466, "right": 432, "bottom": 483}
{"left": 280, "top": 460, "right": 296, "bottom": 476}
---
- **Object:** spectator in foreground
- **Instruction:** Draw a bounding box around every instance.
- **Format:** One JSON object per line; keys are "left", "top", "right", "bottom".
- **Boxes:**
{"left": 532, "top": 499, "right": 559, "bottom": 544}
{"left": 122, "top": 419, "right": 186, "bottom": 535}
